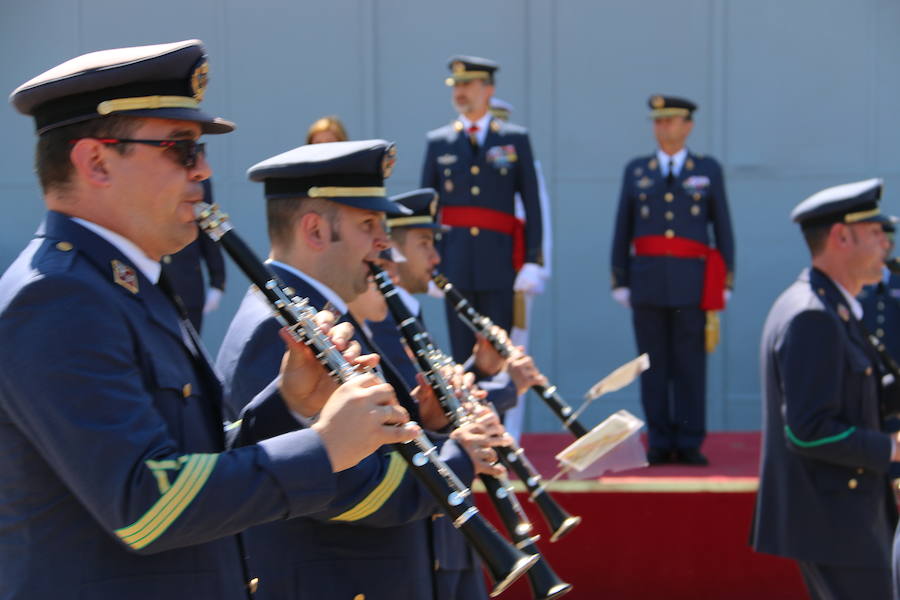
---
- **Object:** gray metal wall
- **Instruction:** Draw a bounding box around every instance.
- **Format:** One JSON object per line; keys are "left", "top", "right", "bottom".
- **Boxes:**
{"left": 1, "top": 0, "right": 898, "bottom": 433}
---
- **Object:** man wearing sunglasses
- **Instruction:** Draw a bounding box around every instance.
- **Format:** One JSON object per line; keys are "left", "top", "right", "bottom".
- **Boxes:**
{"left": 0, "top": 40, "right": 419, "bottom": 600}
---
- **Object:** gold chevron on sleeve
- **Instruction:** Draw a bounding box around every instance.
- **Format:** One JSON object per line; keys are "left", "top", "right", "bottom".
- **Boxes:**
{"left": 330, "top": 451, "right": 407, "bottom": 522}
{"left": 115, "top": 453, "right": 219, "bottom": 550}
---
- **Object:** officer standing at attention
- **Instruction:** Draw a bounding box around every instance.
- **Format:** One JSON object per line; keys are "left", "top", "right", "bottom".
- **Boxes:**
{"left": 752, "top": 179, "right": 899, "bottom": 600}
{"left": 420, "top": 56, "right": 544, "bottom": 364}
{"left": 610, "top": 95, "right": 735, "bottom": 466}
{"left": 161, "top": 178, "right": 226, "bottom": 332}
{"left": 215, "top": 142, "right": 505, "bottom": 600}
{"left": 0, "top": 40, "right": 418, "bottom": 600}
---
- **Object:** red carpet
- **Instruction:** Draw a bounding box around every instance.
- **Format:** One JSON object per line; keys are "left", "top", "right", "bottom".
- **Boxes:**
{"left": 474, "top": 432, "right": 809, "bottom": 600}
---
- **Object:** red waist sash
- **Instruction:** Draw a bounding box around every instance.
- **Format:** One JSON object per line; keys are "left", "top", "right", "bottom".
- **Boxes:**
{"left": 441, "top": 206, "right": 525, "bottom": 271}
{"left": 633, "top": 235, "right": 726, "bottom": 310}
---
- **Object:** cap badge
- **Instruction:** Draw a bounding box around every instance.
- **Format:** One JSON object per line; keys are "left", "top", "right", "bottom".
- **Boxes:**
{"left": 111, "top": 259, "right": 139, "bottom": 294}
{"left": 837, "top": 304, "right": 850, "bottom": 322}
{"left": 452, "top": 61, "right": 465, "bottom": 74}
{"left": 429, "top": 196, "right": 439, "bottom": 217}
{"left": 651, "top": 95, "right": 665, "bottom": 109}
{"left": 190, "top": 59, "right": 209, "bottom": 102}
{"left": 382, "top": 144, "right": 398, "bottom": 179}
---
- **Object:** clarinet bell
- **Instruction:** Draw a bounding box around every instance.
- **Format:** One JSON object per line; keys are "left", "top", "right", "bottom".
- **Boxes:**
{"left": 519, "top": 538, "right": 573, "bottom": 600}
{"left": 530, "top": 487, "right": 582, "bottom": 543}
{"left": 462, "top": 515, "right": 539, "bottom": 597}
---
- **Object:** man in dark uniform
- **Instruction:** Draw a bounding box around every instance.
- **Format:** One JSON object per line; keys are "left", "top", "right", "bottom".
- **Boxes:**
{"left": 0, "top": 41, "right": 418, "bottom": 600}
{"left": 751, "top": 179, "right": 898, "bottom": 600}
{"left": 161, "top": 178, "right": 226, "bottom": 332}
{"left": 859, "top": 217, "right": 900, "bottom": 361}
{"left": 610, "top": 95, "right": 735, "bottom": 465}
{"left": 361, "top": 188, "right": 549, "bottom": 600}
{"left": 215, "top": 142, "right": 505, "bottom": 600}
{"left": 420, "top": 56, "right": 544, "bottom": 363}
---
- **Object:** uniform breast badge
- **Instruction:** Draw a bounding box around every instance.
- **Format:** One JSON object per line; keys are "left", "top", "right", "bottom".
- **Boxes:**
{"left": 486, "top": 145, "right": 517, "bottom": 168}
{"left": 437, "top": 153, "right": 458, "bottom": 166}
{"left": 637, "top": 176, "right": 653, "bottom": 189}
{"left": 111, "top": 259, "right": 139, "bottom": 294}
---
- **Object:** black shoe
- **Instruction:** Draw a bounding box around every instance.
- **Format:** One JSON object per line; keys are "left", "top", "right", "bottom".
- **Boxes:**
{"left": 647, "top": 448, "right": 675, "bottom": 465}
{"left": 676, "top": 448, "right": 709, "bottom": 466}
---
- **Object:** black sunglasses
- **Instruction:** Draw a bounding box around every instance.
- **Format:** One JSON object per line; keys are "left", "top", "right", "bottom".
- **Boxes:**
{"left": 70, "top": 138, "right": 206, "bottom": 168}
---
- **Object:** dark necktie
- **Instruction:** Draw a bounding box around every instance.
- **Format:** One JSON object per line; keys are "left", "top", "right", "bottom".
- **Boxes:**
{"left": 666, "top": 159, "right": 675, "bottom": 186}
{"left": 468, "top": 124, "right": 479, "bottom": 152}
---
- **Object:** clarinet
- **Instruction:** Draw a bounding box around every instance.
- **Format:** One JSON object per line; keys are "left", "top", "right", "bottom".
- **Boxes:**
{"left": 371, "top": 265, "right": 574, "bottom": 600}
{"left": 195, "top": 203, "right": 537, "bottom": 597}
{"left": 433, "top": 272, "right": 589, "bottom": 439}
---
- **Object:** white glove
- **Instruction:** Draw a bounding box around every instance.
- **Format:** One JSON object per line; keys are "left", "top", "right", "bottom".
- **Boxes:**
{"left": 724, "top": 289, "right": 732, "bottom": 306}
{"left": 611, "top": 287, "right": 630, "bottom": 308}
{"left": 427, "top": 279, "right": 445, "bottom": 299}
{"left": 514, "top": 263, "right": 545, "bottom": 296}
{"left": 203, "top": 287, "right": 223, "bottom": 314}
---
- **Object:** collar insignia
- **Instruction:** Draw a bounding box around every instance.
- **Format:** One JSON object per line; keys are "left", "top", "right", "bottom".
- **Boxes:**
{"left": 837, "top": 304, "right": 850, "bottom": 322}
{"left": 111, "top": 260, "right": 139, "bottom": 294}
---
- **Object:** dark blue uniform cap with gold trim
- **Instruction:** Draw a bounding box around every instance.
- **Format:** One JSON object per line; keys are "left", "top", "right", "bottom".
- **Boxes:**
{"left": 445, "top": 55, "right": 499, "bottom": 86}
{"left": 10, "top": 39, "right": 234, "bottom": 135}
{"left": 387, "top": 188, "right": 445, "bottom": 231}
{"left": 648, "top": 94, "right": 697, "bottom": 119}
{"left": 247, "top": 140, "right": 409, "bottom": 217}
{"left": 791, "top": 178, "right": 885, "bottom": 230}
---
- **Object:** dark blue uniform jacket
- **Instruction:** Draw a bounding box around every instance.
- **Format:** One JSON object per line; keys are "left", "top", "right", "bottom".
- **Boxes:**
{"left": 0, "top": 213, "right": 369, "bottom": 600}
{"left": 421, "top": 118, "right": 543, "bottom": 291}
{"left": 752, "top": 267, "right": 897, "bottom": 567}
{"left": 610, "top": 151, "right": 734, "bottom": 306}
{"left": 216, "top": 263, "right": 475, "bottom": 600}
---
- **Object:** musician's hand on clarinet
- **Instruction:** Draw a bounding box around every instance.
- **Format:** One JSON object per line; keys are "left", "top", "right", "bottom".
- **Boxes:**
{"left": 473, "top": 327, "right": 507, "bottom": 377}
{"left": 412, "top": 373, "right": 451, "bottom": 431}
{"left": 277, "top": 311, "right": 359, "bottom": 417}
{"left": 313, "top": 374, "right": 420, "bottom": 472}
{"left": 507, "top": 347, "right": 548, "bottom": 396}
{"left": 451, "top": 418, "right": 506, "bottom": 478}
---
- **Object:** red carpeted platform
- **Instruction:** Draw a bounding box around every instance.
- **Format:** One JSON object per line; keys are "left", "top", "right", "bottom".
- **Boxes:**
{"left": 473, "top": 432, "right": 809, "bottom": 600}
